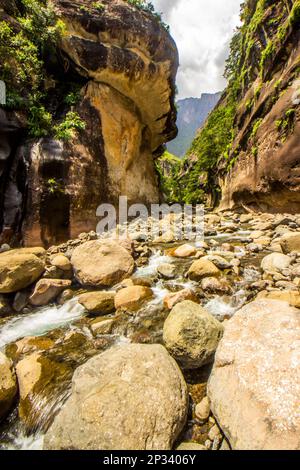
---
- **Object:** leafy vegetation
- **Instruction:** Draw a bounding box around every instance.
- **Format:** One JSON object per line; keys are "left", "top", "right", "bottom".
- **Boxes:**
{"left": 0, "top": 0, "right": 86, "bottom": 140}
{"left": 54, "top": 112, "right": 86, "bottom": 141}
{"left": 0, "top": 0, "right": 64, "bottom": 110}
{"left": 275, "top": 108, "right": 296, "bottom": 141}
{"left": 126, "top": 0, "right": 169, "bottom": 31}
{"left": 155, "top": 151, "right": 182, "bottom": 203}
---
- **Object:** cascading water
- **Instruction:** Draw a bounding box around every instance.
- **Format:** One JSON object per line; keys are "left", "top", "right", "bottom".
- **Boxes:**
{"left": 0, "top": 298, "right": 85, "bottom": 349}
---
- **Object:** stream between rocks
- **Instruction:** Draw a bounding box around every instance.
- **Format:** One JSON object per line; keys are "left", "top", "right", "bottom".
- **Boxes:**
{"left": 0, "top": 211, "right": 299, "bottom": 450}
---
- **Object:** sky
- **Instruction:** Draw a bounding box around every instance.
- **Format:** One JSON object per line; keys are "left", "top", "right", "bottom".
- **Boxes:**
{"left": 152, "top": 0, "right": 242, "bottom": 99}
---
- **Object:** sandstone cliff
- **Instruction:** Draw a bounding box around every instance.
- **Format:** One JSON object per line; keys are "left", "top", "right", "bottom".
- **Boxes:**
{"left": 180, "top": 0, "right": 300, "bottom": 213}
{"left": 0, "top": 0, "right": 178, "bottom": 247}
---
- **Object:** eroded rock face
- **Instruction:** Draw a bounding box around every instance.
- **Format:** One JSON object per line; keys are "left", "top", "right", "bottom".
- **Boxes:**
{"left": 208, "top": 299, "right": 300, "bottom": 450}
{"left": 0, "top": 0, "right": 178, "bottom": 247}
{"left": 43, "top": 344, "right": 188, "bottom": 450}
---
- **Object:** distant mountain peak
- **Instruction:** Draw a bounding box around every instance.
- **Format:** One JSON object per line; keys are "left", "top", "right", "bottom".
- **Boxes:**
{"left": 167, "top": 92, "right": 221, "bottom": 158}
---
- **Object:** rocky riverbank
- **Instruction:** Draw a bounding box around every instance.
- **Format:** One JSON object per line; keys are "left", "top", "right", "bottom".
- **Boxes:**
{"left": 0, "top": 210, "right": 299, "bottom": 450}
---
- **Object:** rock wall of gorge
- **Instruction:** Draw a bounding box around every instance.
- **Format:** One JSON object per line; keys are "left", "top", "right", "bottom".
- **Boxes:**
{"left": 180, "top": 0, "right": 300, "bottom": 212}
{"left": 219, "top": 0, "right": 300, "bottom": 213}
{"left": 0, "top": 0, "right": 178, "bottom": 247}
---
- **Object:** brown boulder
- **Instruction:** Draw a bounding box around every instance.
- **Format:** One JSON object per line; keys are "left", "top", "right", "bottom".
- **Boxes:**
{"left": 78, "top": 291, "right": 115, "bottom": 315}
{"left": 163, "top": 301, "right": 224, "bottom": 369}
{"left": 163, "top": 289, "right": 198, "bottom": 310}
{"left": 173, "top": 244, "right": 197, "bottom": 258}
{"left": 16, "top": 352, "right": 71, "bottom": 430}
{"left": 188, "top": 259, "right": 220, "bottom": 281}
{"left": 29, "top": 279, "right": 72, "bottom": 306}
{"left": 114, "top": 286, "right": 153, "bottom": 311}
{"left": 71, "top": 240, "right": 134, "bottom": 287}
{"left": 0, "top": 251, "right": 45, "bottom": 294}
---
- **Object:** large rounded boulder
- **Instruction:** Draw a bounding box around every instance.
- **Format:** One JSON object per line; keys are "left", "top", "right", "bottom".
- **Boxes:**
{"left": 71, "top": 240, "right": 134, "bottom": 287}
{"left": 0, "top": 251, "right": 45, "bottom": 294}
{"left": 261, "top": 252, "right": 291, "bottom": 273}
{"left": 208, "top": 299, "right": 300, "bottom": 450}
{"left": 187, "top": 259, "right": 220, "bottom": 281}
{"left": 44, "top": 344, "right": 188, "bottom": 450}
{"left": 163, "top": 300, "right": 224, "bottom": 369}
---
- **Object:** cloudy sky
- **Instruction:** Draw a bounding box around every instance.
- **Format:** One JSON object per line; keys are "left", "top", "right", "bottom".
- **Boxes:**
{"left": 152, "top": 0, "right": 242, "bottom": 99}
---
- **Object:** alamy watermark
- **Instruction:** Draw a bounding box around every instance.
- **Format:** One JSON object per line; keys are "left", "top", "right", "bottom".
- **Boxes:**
{"left": 96, "top": 196, "right": 204, "bottom": 242}
{"left": 0, "top": 81, "right": 6, "bottom": 105}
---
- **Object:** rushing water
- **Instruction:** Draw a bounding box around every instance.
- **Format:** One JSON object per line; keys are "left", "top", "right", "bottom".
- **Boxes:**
{"left": 135, "top": 251, "right": 175, "bottom": 277}
{"left": 0, "top": 299, "right": 85, "bottom": 349}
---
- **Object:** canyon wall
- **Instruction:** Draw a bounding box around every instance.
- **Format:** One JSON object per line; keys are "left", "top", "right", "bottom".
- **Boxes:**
{"left": 181, "top": 0, "right": 300, "bottom": 212}
{"left": 219, "top": 0, "right": 300, "bottom": 213}
{"left": 0, "top": 0, "right": 178, "bottom": 246}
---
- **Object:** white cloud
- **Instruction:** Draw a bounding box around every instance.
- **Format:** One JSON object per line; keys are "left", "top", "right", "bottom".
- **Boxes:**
{"left": 152, "top": 0, "right": 242, "bottom": 99}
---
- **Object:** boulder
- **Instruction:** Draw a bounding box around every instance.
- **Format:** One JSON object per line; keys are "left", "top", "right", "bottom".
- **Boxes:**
{"left": 29, "top": 279, "right": 72, "bottom": 306}
{"left": 16, "top": 352, "right": 71, "bottom": 429}
{"left": 261, "top": 253, "right": 292, "bottom": 273}
{"left": 153, "top": 230, "right": 177, "bottom": 244}
{"left": 157, "top": 263, "right": 176, "bottom": 279}
{"left": 0, "top": 252, "right": 45, "bottom": 294}
{"left": 173, "top": 244, "right": 197, "bottom": 258}
{"left": 250, "top": 230, "right": 265, "bottom": 240}
{"left": 50, "top": 255, "right": 72, "bottom": 272}
{"left": 202, "top": 255, "right": 231, "bottom": 270}
{"left": 163, "top": 301, "right": 224, "bottom": 369}
{"left": 280, "top": 233, "right": 300, "bottom": 253}
{"left": 163, "top": 289, "right": 198, "bottom": 310}
{"left": 257, "top": 290, "right": 300, "bottom": 308}
{"left": 208, "top": 299, "right": 300, "bottom": 450}
{"left": 114, "top": 286, "right": 153, "bottom": 311}
{"left": 188, "top": 259, "right": 220, "bottom": 281}
{"left": 201, "top": 277, "right": 232, "bottom": 295}
{"left": 0, "top": 352, "right": 17, "bottom": 421}
{"left": 71, "top": 240, "right": 134, "bottom": 287}
{"left": 195, "top": 396, "right": 210, "bottom": 422}
{"left": 43, "top": 344, "right": 188, "bottom": 450}
{"left": 78, "top": 291, "right": 115, "bottom": 315}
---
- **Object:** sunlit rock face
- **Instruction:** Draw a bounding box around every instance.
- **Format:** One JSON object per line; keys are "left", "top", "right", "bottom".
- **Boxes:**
{"left": 0, "top": 0, "right": 178, "bottom": 247}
